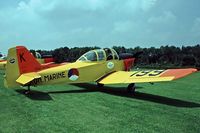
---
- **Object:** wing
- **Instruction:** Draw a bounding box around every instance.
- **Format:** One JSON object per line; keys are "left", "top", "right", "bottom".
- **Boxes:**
{"left": 98, "top": 68, "right": 197, "bottom": 84}
{"left": 16, "top": 72, "right": 41, "bottom": 85}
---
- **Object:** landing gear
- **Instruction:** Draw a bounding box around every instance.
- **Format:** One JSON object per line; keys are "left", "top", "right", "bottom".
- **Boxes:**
{"left": 97, "top": 83, "right": 104, "bottom": 88}
{"left": 24, "top": 86, "right": 31, "bottom": 94}
{"left": 127, "top": 83, "right": 136, "bottom": 94}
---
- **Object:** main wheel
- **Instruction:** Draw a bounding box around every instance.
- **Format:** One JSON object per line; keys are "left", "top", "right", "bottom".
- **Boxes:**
{"left": 127, "top": 83, "right": 135, "bottom": 93}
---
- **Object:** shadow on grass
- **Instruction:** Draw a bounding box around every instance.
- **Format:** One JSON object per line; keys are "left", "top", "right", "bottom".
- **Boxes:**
{"left": 16, "top": 83, "right": 200, "bottom": 108}
{"left": 16, "top": 89, "right": 53, "bottom": 101}
{"left": 68, "top": 83, "right": 200, "bottom": 108}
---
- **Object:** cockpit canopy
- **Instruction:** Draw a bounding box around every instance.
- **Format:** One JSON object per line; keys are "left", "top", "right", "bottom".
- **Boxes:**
{"left": 77, "top": 48, "right": 119, "bottom": 62}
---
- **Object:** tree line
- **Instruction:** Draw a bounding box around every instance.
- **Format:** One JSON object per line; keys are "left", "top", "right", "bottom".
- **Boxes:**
{"left": 31, "top": 44, "right": 200, "bottom": 69}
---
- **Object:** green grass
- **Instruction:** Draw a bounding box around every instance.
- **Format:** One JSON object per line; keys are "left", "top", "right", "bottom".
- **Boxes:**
{"left": 0, "top": 70, "right": 200, "bottom": 133}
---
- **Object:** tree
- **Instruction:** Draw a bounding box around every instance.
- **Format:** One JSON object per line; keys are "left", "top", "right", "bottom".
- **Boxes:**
{"left": 182, "top": 55, "right": 196, "bottom": 66}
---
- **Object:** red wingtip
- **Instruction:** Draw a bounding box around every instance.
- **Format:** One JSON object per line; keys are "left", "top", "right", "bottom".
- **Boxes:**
{"left": 161, "top": 68, "right": 197, "bottom": 80}
{"left": 0, "top": 60, "right": 6, "bottom": 62}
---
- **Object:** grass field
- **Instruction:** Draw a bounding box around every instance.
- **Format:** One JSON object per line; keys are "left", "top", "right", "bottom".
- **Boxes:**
{"left": 0, "top": 70, "right": 200, "bottom": 133}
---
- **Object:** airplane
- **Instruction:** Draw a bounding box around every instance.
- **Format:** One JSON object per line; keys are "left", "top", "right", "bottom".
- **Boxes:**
{"left": 4, "top": 46, "right": 197, "bottom": 94}
{"left": 0, "top": 53, "right": 7, "bottom": 69}
{"left": 0, "top": 51, "right": 55, "bottom": 70}
{"left": 32, "top": 51, "right": 55, "bottom": 64}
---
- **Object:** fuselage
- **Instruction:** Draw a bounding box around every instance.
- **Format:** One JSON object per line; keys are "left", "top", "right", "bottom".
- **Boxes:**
{"left": 31, "top": 60, "right": 126, "bottom": 86}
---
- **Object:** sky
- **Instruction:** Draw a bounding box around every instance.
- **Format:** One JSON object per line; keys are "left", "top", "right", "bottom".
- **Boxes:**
{"left": 0, "top": 0, "right": 200, "bottom": 53}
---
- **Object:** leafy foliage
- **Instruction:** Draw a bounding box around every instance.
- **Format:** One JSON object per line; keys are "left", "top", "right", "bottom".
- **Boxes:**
{"left": 33, "top": 44, "right": 200, "bottom": 68}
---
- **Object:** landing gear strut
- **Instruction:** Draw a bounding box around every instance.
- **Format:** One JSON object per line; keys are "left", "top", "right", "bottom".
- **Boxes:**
{"left": 127, "top": 83, "right": 136, "bottom": 94}
{"left": 24, "top": 86, "right": 31, "bottom": 94}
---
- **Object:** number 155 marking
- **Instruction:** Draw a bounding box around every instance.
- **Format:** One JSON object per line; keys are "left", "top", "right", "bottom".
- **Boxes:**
{"left": 130, "top": 70, "right": 165, "bottom": 77}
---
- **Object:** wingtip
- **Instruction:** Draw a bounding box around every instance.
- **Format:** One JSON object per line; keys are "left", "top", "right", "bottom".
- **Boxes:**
{"left": 161, "top": 68, "right": 197, "bottom": 80}
{"left": 187, "top": 68, "right": 198, "bottom": 72}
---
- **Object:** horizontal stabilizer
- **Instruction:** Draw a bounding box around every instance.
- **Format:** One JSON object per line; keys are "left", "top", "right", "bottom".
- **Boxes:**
{"left": 16, "top": 72, "right": 41, "bottom": 85}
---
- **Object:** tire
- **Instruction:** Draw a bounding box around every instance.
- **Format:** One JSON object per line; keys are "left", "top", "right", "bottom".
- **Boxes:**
{"left": 127, "top": 83, "right": 135, "bottom": 93}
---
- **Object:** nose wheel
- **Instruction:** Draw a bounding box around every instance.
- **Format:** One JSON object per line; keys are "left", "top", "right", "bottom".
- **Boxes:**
{"left": 127, "top": 83, "right": 135, "bottom": 93}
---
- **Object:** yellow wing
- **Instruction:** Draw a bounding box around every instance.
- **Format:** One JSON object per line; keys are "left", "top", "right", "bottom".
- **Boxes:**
{"left": 98, "top": 68, "right": 197, "bottom": 84}
{"left": 16, "top": 72, "right": 41, "bottom": 85}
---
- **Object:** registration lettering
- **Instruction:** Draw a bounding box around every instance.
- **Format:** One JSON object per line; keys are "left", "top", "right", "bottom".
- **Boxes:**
{"left": 44, "top": 72, "right": 66, "bottom": 82}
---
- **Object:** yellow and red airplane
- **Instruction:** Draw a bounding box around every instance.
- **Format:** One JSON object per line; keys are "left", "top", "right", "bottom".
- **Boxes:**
{"left": 4, "top": 46, "right": 197, "bottom": 94}
{"left": 0, "top": 53, "right": 7, "bottom": 69}
{"left": 0, "top": 59, "right": 7, "bottom": 70}
{"left": 0, "top": 51, "right": 55, "bottom": 70}
{"left": 33, "top": 51, "right": 55, "bottom": 64}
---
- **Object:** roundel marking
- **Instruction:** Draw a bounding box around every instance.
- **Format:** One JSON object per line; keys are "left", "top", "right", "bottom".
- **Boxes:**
{"left": 107, "top": 62, "right": 114, "bottom": 69}
{"left": 68, "top": 68, "right": 79, "bottom": 81}
{"left": 9, "top": 58, "right": 15, "bottom": 64}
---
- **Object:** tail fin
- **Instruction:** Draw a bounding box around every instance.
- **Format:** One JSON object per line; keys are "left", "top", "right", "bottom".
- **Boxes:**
{"left": 4, "top": 46, "right": 41, "bottom": 88}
